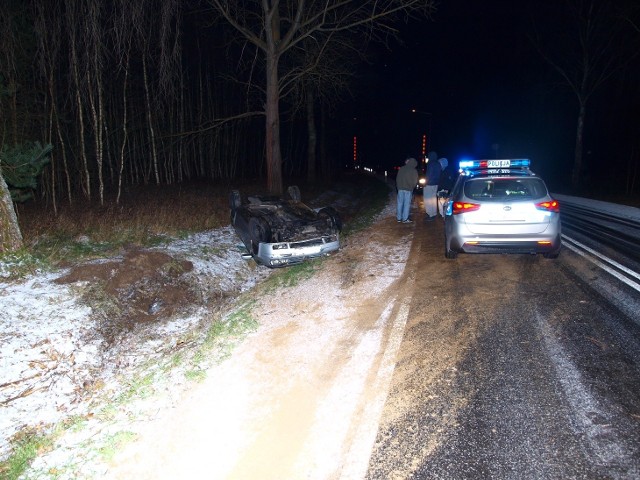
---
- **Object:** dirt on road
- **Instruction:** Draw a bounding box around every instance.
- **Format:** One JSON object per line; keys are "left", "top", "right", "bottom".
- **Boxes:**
{"left": 7, "top": 183, "right": 434, "bottom": 480}
{"left": 101, "top": 199, "right": 418, "bottom": 480}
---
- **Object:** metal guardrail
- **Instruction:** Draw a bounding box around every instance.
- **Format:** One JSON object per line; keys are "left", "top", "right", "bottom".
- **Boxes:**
{"left": 558, "top": 199, "right": 640, "bottom": 262}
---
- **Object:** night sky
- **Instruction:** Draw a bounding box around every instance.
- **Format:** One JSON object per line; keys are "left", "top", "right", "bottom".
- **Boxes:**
{"left": 349, "top": 0, "right": 640, "bottom": 193}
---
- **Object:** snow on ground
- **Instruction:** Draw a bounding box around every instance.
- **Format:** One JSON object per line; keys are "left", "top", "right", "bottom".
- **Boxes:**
{"left": 0, "top": 225, "right": 270, "bottom": 461}
{"left": 0, "top": 274, "right": 97, "bottom": 453}
{"left": 4, "top": 184, "right": 637, "bottom": 469}
{"left": 0, "top": 181, "right": 387, "bottom": 473}
{"left": 51, "top": 198, "right": 410, "bottom": 480}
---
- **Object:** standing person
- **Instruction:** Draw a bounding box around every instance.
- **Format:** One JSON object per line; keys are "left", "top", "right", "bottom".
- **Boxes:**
{"left": 396, "top": 156, "right": 418, "bottom": 223}
{"left": 423, "top": 151, "right": 442, "bottom": 221}
{"left": 436, "top": 158, "right": 455, "bottom": 217}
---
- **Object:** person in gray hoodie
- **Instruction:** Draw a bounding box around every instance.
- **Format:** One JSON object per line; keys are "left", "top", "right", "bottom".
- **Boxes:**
{"left": 396, "top": 157, "right": 418, "bottom": 223}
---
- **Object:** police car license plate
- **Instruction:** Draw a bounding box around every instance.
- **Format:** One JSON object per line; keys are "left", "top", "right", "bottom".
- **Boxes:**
{"left": 487, "top": 160, "right": 511, "bottom": 168}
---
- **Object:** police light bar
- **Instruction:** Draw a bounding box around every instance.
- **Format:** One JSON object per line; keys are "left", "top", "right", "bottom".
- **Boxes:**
{"left": 459, "top": 159, "right": 530, "bottom": 170}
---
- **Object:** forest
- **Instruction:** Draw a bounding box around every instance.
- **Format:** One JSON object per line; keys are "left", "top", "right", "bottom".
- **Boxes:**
{"left": 0, "top": 0, "right": 438, "bottom": 251}
{"left": 3, "top": 0, "right": 640, "bottom": 254}
{"left": 2, "top": 0, "right": 275, "bottom": 210}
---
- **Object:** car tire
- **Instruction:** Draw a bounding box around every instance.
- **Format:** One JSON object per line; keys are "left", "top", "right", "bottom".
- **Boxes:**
{"left": 248, "top": 217, "right": 271, "bottom": 255}
{"left": 318, "top": 207, "right": 343, "bottom": 232}
{"left": 229, "top": 190, "right": 241, "bottom": 210}
{"left": 287, "top": 185, "right": 301, "bottom": 202}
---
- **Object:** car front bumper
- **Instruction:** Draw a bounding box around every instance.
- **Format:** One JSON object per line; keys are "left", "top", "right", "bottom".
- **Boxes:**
{"left": 255, "top": 234, "right": 340, "bottom": 267}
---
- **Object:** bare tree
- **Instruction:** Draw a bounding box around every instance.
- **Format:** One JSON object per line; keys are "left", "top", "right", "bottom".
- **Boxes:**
{"left": 0, "top": 142, "right": 51, "bottom": 251}
{"left": 293, "top": 32, "right": 363, "bottom": 184}
{"left": 0, "top": 168, "right": 22, "bottom": 251}
{"left": 8, "top": 1, "right": 414, "bottom": 205}
{"left": 207, "top": 0, "right": 435, "bottom": 194}
{"left": 0, "top": 0, "right": 32, "bottom": 147}
{"left": 531, "top": 0, "right": 639, "bottom": 189}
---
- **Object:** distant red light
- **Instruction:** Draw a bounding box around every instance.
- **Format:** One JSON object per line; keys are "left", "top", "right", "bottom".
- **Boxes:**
{"left": 353, "top": 136, "right": 357, "bottom": 163}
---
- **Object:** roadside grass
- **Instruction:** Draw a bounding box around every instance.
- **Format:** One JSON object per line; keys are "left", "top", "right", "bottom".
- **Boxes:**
{"left": 199, "top": 300, "right": 259, "bottom": 361}
{"left": 0, "top": 249, "right": 48, "bottom": 281}
{"left": 1, "top": 172, "right": 391, "bottom": 478}
{"left": 0, "top": 431, "right": 52, "bottom": 480}
{"left": 114, "top": 372, "right": 157, "bottom": 406}
{"left": 0, "top": 416, "right": 86, "bottom": 480}
{"left": 97, "top": 431, "right": 138, "bottom": 463}
{"left": 10, "top": 298, "right": 261, "bottom": 478}
{"left": 8, "top": 172, "right": 388, "bottom": 274}
{"left": 10, "top": 181, "right": 237, "bottom": 278}
{"left": 338, "top": 174, "right": 391, "bottom": 235}
{"left": 262, "top": 261, "right": 320, "bottom": 292}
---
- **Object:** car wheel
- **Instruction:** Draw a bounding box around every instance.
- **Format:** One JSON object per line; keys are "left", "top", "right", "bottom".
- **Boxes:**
{"left": 444, "top": 235, "right": 457, "bottom": 259}
{"left": 229, "top": 190, "right": 241, "bottom": 210}
{"left": 287, "top": 185, "right": 301, "bottom": 202}
{"left": 318, "top": 207, "right": 343, "bottom": 232}
{"left": 249, "top": 217, "right": 271, "bottom": 255}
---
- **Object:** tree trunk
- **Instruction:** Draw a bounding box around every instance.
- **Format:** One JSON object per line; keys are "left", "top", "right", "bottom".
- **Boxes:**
{"left": 88, "top": 72, "right": 105, "bottom": 205}
{"left": 46, "top": 87, "right": 57, "bottom": 215}
{"left": 0, "top": 168, "right": 23, "bottom": 252}
{"left": 143, "top": 54, "right": 160, "bottom": 185}
{"left": 306, "top": 90, "right": 317, "bottom": 184}
{"left": 117, "top": 55, "right": 129, "bottom": 205}
{"left": 572, "top": 100, "right": 586, "bottom": 189}
{"left": 320, "top": 103, "right": 330, "bottom": 183}
{"left": 70, "top": 36, "right": 91, "bottom": 200}
{"left": 265, "top": 51, "right": 283, "bottom": 195}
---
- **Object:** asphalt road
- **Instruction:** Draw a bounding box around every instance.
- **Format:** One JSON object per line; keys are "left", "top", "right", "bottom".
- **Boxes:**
{"left": 366, "top": 214, "right": 640, "bottom": 479}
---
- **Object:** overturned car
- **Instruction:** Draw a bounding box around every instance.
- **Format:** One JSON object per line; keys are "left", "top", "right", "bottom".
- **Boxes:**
{"left": 229, "top": 186, "right": 342, "bottom": 268}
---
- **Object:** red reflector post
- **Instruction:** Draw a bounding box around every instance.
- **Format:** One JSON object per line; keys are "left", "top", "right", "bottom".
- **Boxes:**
{"left": 453, "top": 202, "right": 481, "bottom": 214}
{"left": 535, "top": 200, "right": 560, "bottom": 213}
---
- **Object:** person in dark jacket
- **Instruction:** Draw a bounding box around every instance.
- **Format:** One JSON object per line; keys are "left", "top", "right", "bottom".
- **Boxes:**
{"left": 396, "top": 157, "right": 418, "bottom": 223}
{"left": 423, "top": 151, "right": 441, "bottom": 220}
{"left": 437, "top": 158, "right": 456, "bottom": 192}
{"left": 436, "top": 158, "right": 456, "bottom": 216}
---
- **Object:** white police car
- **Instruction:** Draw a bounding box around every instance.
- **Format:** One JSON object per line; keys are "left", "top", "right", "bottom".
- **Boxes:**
{"left": 443, "top": 159, "right": 561, "bottom": 259}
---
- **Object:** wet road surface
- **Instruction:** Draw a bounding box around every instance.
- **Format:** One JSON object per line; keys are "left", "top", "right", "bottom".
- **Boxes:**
{"left": 366, "top": 213, "right": 640, "bottom": 479}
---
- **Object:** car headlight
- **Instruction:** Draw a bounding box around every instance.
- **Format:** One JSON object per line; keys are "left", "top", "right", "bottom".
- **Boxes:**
{"left": 418, "top": 178, "right": 426, "bottom": 186}
{"left": 272, "top": 243, "right": 289, "bottom": 250}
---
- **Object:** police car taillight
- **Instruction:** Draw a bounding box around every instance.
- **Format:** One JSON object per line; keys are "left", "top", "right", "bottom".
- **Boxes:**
{"left": 535, "top": 200, "right": 559, "bottom": 213}
{"left": 453, "top": 202, "right": 481, "bottom": 214}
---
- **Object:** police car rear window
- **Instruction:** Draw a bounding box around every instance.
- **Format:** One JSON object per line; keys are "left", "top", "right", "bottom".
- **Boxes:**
{"left": 464, "top": 177, "right": 548, "bottom": 201}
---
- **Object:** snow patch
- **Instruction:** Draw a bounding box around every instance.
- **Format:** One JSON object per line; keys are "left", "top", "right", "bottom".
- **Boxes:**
{"left": 0, "top": 226, "right": 270, "bottom": 460}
